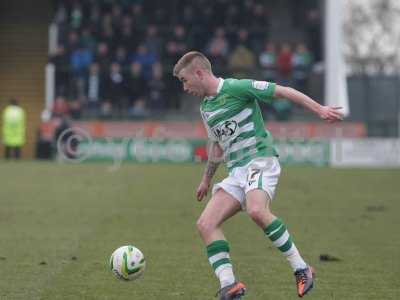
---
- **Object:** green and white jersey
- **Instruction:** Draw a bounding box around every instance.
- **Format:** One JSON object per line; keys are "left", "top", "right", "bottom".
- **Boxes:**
{"left": 200, "top": 78, "right": 278, "bottom": 172}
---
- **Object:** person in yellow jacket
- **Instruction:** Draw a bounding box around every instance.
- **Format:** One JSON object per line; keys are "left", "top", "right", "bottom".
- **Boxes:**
{"left": 2, "top": 99, "right": 26, "bottom": 159}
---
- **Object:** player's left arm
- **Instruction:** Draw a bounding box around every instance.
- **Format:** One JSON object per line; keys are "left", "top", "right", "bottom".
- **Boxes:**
{"left": 274, "top": 85, "right": 344, "bottom": 123}
{"left": 196, "top": 141, "right": 224, "bottom": 201}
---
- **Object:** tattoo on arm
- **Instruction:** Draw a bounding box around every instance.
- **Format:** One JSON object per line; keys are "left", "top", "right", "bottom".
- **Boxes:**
{"left": 204, "top": 160, "right": 220, "bottom": 181}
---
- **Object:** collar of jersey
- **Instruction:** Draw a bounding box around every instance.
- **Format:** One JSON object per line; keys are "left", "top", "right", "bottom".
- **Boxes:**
{"left": 204, "top": 78, "right": 224, "bottom": 101}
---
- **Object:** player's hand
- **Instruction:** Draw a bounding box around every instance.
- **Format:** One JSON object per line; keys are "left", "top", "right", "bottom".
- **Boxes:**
{"left": 318, "top": 106, "right": 344, "bottom": 123}
{"left": 196, "top": 180, "right": 210, "bottom": 202}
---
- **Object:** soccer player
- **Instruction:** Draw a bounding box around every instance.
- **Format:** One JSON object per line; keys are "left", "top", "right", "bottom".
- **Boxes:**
{"left": 173, "top": 51, "right": 343, "bottom": 299}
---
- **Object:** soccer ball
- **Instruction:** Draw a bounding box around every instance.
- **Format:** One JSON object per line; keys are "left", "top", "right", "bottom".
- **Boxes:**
{"left": 109, "top": 245, "right": 146, "bottom": 281}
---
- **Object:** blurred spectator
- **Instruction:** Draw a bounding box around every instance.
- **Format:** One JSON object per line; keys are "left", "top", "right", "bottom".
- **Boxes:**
{"left": 236, "top": 28, "right": 251, "bottom": 48}
{"left": 277, "top": 43, "right": 293, "bottom": 84}
{"left": 65, "top": 31, "right": 79, "bottom": 54}
{"left": 292, "top": 42, "right": 313, "bottom": 92}
{"left": 80, "top": 27, "right": 97, "bottom": 53}
{"left": 165, "top": 25, "right": 188, "bottom": 66}
{"left": 130, "top": 3, "right": 147, "bottom": 28}
{"left": 70, "top": 45, "right": 93, "bottom": 78}
{"left": 53, "top": 115, "right": 76, "bottom": 160}
{"left": 103, "top": 62, "right": 127, "bottom": 117}
{"left": 259, "top": 42, "right": 277, "bottom": 81}
{"left": 52, "top": 96, "right": 69, "bottom": 117}
{"left": 118, "top": 24, "right": 138, "bottom": 52}
{"left": 50, "top": 45, "right": 70, "bottom": 95}
{"left": 132, "top": 44, "right": 157, "bottom": 80}
{"left": 144, "top": 24, "right": 162, "bottom": 57}
{"left": 305, "top": 8, "right": 322, "bottom": 62}
{"left": 113, "top": 45, "right": 129, "bottom": 66}
{"left": 206, "top": 27, "right": 229, "bottom": 72}
{"left": 85, "top": 62, "right": 103, "bottom": 117}
{"left": 111, "top": 3, "right": 123, "bottom": 29}
{"left": 100, "top": 25, "right": 116, "bottom": 51}
{"left": 70, "top": 2, "right": 83, "bottom": 29}
{"left": 126, "top": 60, "right": 149, "bottom": 118}
{"left": 229, "top": 30, "right": 255, "bottom": 77}
{"left": 228, "top": 45, "right": 256, "bottom": 78}
{"left": 94, "top": 42, "right": 111, "bottom": 72}
{"left": 147, "top": 63, "right": 167, "bottom": 111}
{"left": 126, "top": 62, "right": 147, "bottom": 110}
{"left": 69, "top": 99, "right": 82, "bottom": 119}
{"left": 2, "top": 99, "right": 25, "bottom": 160}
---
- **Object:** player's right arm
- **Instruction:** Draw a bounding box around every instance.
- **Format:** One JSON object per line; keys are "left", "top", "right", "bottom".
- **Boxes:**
{"left": 196, "top": 141, "right": 223, "bottom": 201}
{"left": 274, "top": 85, "right": 344, "bottom": 123}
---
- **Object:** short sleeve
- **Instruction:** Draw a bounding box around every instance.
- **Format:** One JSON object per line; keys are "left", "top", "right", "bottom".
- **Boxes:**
{"left": 227, "top": 79, "right": 276, "bottom": 104}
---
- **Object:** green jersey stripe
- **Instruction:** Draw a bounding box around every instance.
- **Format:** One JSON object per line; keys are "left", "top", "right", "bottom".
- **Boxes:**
{"left": 229, "top": 129, "right": 255, "bottom": 148}
{"left": 238, "top": 114, "right": 253, "bottom": 127}
{"left": 228, "top": 136, "right": 257, "bottom": 154}
{"left": 208, "top": 107, "right": 244, "bottom": 128}
{"left": 209, "top": 107, "right": 253, "bottom": 129}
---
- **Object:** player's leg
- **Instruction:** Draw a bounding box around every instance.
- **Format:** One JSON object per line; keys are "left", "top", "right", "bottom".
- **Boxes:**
{"left": 246, "top": 190, "right": 308, "bottom": 271}
{"left": 197, "top": 188, "right": 246, "bottom": 298}
{"left": 245, "top": 157, "right": 314, "bottom": 297}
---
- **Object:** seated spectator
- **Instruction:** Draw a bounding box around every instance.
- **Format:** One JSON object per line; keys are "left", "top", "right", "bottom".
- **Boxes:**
{"left": 228, "top": 45, "right": 256, "bottom": 78}
{"left": 144, "top": 24, "right": 162, "bottom": 57}
{"left": 94, "top": 42, "right": 111, "bottom": 72}
{"left": 130, "top": 3, "right": 147, "bottom": 28}
{"left": 102, "top": 62, "right": 128, "bottom": 118}
{"left": 126, "top": 62, "right": 147, "bottom": 110}
{"left": 65, "top": 30, "right": 79, "bottom": 54}
{"left": 79, "top": 27, "right": 97, "bottom": 53}
{"left": 259, "top": 41, "right": 277, "bottom": 81}
{"left": 70, "top": 2, "right": 83, "bottom": 29}
{"left": 132, "top": 44, "right": 157, "bottom": 80}
{"left": 129, "top": 98, "right": 148, "bottom": 119}
{"left": 277, "top": 43, "right": 293, "bottom": 84}
{"left": 50, "top": 45, "right": 70, "bottom": 96}
{"left": 118, "top": 24, "right": 138, "bottom": 53}
{"left": 111, "top": 3, "right": 123, "bottom": 29}
{"left": 292, "top": 42, "right": 313, "bottom": 92}
{"left": 113, "top": 45, "right": 129, "bottom": 66}
{"left": 85, "top": 62, "right": 104, "bottom": 117}
{"left": 69, "top": 99, "right": 82, "bottom": 120}
{"left": 165, "top": 25, "right": 188, "bottom": 66}
{"left": 206, "top": 27, "right": 229, "bottom": 72}
{"left": 147, "top": 63, "right": 166, "bottom": 111}
{"left": 52, "top": 96, "right": 69, "bottom": 118}
{"left": 70, "top": 45, "right": 93, "bottom": 79}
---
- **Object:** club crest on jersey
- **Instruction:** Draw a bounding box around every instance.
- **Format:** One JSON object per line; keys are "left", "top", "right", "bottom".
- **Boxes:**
{"left": 252, "top": 80, "right": 268, "bottom": 90}
{"left": 212, "top": 120, "right": 238, "bottom": 141}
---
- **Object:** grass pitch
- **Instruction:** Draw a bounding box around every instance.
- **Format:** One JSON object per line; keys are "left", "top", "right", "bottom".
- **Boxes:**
{"left": 0, "top": 161, "right": 399, "bottom": 300}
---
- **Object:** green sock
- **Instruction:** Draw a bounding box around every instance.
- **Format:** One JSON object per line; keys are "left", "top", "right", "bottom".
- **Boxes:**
{"left": 264, "top": 218, "right": 307, "bottom": 271}
{"left": 207, "top": 240, "right": 235, "bottom": 288}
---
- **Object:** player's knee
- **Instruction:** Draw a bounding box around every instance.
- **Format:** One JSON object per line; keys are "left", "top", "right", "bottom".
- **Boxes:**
{"left": 196, "top": 217, "right": 215, "bottom": 236}
{"left": 247, "top": 208, "right": 266, "bottom": 225}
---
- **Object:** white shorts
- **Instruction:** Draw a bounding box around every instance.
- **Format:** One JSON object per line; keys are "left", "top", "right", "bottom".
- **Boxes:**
{"left": 212, "top": 156, "right": 281, "bottom": 210}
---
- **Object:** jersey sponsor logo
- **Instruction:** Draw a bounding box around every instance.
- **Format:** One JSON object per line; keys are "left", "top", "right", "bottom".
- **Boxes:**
{"left": 212, "top": 120, "right": 238, "bottom": 141}
{"left": 252, "top": 80, "right": 268, "bottom": 90}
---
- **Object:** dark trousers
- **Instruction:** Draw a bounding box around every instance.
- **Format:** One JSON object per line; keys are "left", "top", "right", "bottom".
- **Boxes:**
{"left": 5, "top": 146, "right": 21, "bottom": 159}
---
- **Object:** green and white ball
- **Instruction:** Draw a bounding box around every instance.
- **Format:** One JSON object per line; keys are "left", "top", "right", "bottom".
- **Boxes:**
{"left": 109, "top": 245, "right": 146, "bottom": 281}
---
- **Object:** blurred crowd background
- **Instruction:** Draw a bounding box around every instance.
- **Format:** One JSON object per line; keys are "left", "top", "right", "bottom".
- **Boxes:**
{"left": 49, "top": 0, "right": 322, "bottom": 120}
